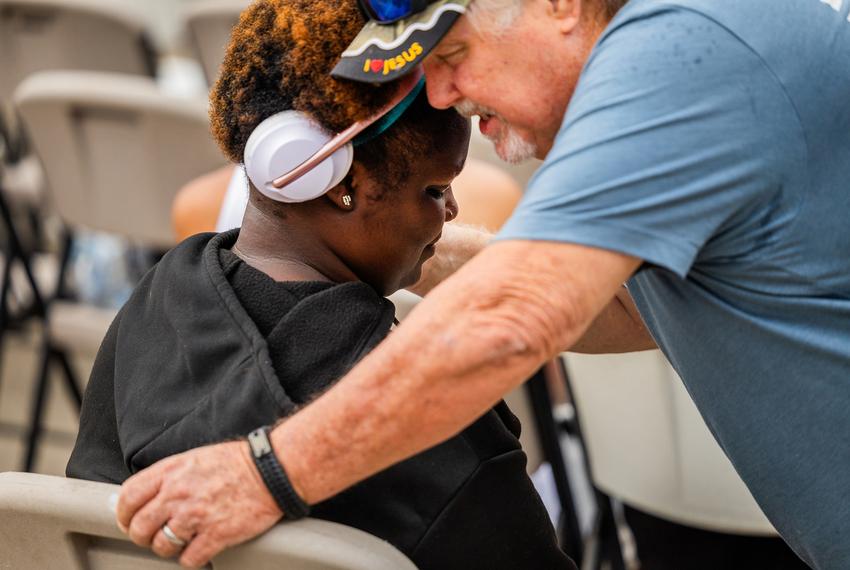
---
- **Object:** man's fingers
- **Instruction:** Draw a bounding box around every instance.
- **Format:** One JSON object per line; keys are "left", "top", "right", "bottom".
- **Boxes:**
{"left": 127, "top": 495, "right": 170, "bottom": 547}
{"left": 117, "top": 467, "right": 164, "bottom": 531}
{"left": 179, "top": 533, "right": 224, "bottom": 569}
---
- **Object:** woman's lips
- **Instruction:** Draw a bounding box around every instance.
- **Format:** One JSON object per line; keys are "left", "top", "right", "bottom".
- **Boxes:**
{"left": 422, "top": 234, "right": 441, "bottom": 259}
{"left": 421, "top": 244, "right": 436, "bottom": 262}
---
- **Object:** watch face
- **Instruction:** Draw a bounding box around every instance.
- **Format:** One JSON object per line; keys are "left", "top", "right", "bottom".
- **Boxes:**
{"left": 248, "top": 428, "right": 272, "bottom": 458}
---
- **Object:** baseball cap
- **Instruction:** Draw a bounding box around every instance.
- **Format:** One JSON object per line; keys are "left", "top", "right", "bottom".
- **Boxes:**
{"left": 332, "top": 0, "right": 470, "bottom": 84}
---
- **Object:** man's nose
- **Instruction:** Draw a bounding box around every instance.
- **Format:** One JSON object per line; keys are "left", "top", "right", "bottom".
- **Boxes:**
{"left": 444, "top": 187, "right": 459, "bottom": 222}
{"left": 422, "top": 60, "right": 462, "bottom": 110}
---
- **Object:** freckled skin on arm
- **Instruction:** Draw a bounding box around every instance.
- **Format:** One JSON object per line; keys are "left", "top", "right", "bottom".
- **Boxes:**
{"left": 272, "top": 239, "right": 643, "bottom": 504}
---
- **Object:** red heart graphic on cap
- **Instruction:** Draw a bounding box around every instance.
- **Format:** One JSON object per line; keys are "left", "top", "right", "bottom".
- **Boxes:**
{"left": 370, "top": 59, "right": 384, "bottom": 73}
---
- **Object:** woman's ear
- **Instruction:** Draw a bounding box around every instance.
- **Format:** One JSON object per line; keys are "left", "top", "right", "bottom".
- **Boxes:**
{"left": 325, "top": 162, "right": 369, "bottom": 212}
{"left": 325, "top": 175, "right": 356, "bottom": 212}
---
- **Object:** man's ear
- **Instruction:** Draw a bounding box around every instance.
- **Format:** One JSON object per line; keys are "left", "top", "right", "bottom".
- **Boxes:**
{"left": 549, "top": 0, "right": 582, "bottom": 34}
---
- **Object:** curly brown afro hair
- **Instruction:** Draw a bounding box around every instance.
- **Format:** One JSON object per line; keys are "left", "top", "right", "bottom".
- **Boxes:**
{"left": 210, "top": 0, "right": 468, "bottom": 193}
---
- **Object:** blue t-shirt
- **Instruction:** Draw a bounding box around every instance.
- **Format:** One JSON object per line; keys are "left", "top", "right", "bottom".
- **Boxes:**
{"left": 497, "top": 0, "right": 850, "bottom": 567}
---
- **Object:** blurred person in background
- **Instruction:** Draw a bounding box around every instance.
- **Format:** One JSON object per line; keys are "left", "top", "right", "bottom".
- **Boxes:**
{"left": 67, "top": 1, "right": 574, "bottom": 568}
{"left": 118, "top": 0, "right": 850, "bottom": 568}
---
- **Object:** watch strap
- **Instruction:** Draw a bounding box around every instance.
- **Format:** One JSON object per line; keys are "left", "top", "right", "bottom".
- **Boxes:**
{"left": 247, "top": 426, "right": 310, "bottom": 520}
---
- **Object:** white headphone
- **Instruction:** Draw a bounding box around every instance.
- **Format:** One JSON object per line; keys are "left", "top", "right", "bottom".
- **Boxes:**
{"left": 243, "top": 111, "right": 354, "bottom": 203}
{"left": 242, "top": 69, "right": 425, "bottom": 204}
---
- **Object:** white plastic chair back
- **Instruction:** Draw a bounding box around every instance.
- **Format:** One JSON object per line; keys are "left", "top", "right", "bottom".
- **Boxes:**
{"left": 0, "top": 472, "right": 416, "bottom": 569}
{"left": 0, "top": 0, "right": 155, "bottom": 103}
{"left": 14, "top": 70, "right": 225, "bottom": 249}
{"left": 564, "top": 351, "right": 776, "bottom": 535}
{"left": 183, "top": 0, "right": 251, "bottom": 86}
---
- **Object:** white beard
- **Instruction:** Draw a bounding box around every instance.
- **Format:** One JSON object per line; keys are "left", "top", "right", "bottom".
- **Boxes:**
{"left": 492, "top": 125, "right": 538, "bottom": 164}
{"left": 454, "top": 100, "right": 537, "bottom": 164}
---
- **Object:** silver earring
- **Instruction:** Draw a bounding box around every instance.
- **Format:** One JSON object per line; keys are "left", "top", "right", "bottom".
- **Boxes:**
{"left": 342, "top": 195, "right": 352, "bottom": 207}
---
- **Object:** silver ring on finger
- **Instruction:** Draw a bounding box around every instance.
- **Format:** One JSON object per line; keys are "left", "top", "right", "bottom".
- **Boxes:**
{"left": 161, "top": 523, "right": 188, "bottom": 548}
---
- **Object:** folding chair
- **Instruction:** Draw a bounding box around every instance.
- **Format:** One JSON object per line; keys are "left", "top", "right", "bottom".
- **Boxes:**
{"left": 0, "top": 471, "right": 416, "bottom": 569}
{"left": 182, "top": 0, "right": 251, "bottom": 86}
{"left": 0, "top": 0, "right": 160, "bottom": 411}
{"left": 13, "top": 70, "right": 226, "bottom": 471}
{"left": 0, "top": 0, "right": 156, "bottom": 102}
{"left": 0, "top": 0, "right": 159, "bottom": 222}
{"left": 564, "top": 350, "right": 777, "bottom": 568}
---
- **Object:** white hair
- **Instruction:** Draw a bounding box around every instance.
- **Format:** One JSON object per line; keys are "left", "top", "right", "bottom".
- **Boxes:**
{"left": 466, "top": 0, "right": 627, "bottom": 33}
{"left": 466, "top": 0, "right": 524, "bottom": 34}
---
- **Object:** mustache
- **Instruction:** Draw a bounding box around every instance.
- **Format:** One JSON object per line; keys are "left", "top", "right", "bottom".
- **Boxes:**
{"left": 453, "top": 99, "right": 499, "bottom": 119}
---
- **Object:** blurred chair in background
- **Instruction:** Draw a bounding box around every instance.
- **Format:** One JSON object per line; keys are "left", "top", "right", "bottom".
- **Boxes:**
{"left": 0, "top": 0, "right": 156, "bottom": 95}
{"left": 0, "top": 0, "right": 157, "bottom": 166}
{"left": 0, "top": 0, "right": 162, "bottom": 411}
{"left": 565, "top": 351, "right": 809, "bottom": 569}
{"left": 182, "top": 0, "right": 251, "bottom": 87}
{"left": 0, "top": 471, "right": 416, "bottom": 569}
{"left": 13, "top": 69, "right": 225, "bottom": 471}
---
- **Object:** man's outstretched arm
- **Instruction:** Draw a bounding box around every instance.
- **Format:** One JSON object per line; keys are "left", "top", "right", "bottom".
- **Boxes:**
{"left": 116, "top": 239, "right": 641, "bottom": 567}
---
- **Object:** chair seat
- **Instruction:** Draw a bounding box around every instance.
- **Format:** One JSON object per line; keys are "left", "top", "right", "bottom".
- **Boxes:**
{"left": 47, "top": 300, "right": 116, "bottom": 355}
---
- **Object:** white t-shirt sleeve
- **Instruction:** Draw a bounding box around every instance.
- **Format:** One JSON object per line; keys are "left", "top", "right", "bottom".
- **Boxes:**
{"left": 215, "top": 167, "right": 250, "bottom": 232}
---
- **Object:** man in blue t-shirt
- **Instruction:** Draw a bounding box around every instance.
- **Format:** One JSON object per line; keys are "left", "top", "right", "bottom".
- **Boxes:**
{"left": 115, "top": 1, "right": 849, "bottom": 568}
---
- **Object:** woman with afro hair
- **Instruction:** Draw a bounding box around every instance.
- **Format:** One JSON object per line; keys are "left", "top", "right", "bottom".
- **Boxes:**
{"left": 67, "top": 1, "right": 574, "bottom": 567}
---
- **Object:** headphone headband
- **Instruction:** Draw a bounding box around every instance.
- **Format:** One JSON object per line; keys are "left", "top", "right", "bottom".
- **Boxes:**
{"left": 270, "top": 67, "right": 425, "bottom": 191}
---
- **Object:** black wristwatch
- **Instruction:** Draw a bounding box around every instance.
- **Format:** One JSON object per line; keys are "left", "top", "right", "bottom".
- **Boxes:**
{"left": 247, "top": 426, "right": 310, "bottom": 520}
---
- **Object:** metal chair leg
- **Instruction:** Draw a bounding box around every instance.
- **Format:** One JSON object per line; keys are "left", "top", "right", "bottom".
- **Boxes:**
{"left": 525, "top": 364, "right": 585, "bottom": 564}
{"left": 558, "top": 359, "right": 629, "bottom": 570}
{"left": 0, "top": 247, "right": 12, "bottom": 380}
{"left": 23, "top": 342, "right": 52, "bottom": 472}
{"left": 18, "top": 228, "right": 79, "bottom": 472}
{"left": 55, "top": 348, "right": 82, "bottom": 408}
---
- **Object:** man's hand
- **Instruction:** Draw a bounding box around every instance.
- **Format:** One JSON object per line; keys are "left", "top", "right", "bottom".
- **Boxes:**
{"left": 116, "top": 440, "right": 283, "bottom": 568}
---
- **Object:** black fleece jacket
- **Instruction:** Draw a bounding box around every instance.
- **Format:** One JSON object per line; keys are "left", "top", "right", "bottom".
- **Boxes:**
{"left": 67, "top": 231, "right": 575, "bottom": 570}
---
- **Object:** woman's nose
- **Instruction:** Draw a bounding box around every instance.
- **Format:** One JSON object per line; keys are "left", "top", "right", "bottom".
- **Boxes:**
{"left": 444, "top": 187, "right": 459, "bottom": 222}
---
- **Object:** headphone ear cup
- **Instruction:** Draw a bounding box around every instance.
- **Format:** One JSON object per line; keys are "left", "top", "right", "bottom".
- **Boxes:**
{"left": 244, "top": 111, "right": 353, "bottom": 203}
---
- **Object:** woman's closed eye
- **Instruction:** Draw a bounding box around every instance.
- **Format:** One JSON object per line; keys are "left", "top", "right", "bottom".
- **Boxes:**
{"left": 426, "top": 185, "right": 451, "bottom": 200}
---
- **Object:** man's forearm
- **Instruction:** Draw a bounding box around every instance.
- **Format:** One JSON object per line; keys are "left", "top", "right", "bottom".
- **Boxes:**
{"left": 408, "top": 222, "right": 491, "bottom": 296}
{"left": 271, "top": 240, "right": 640, "bottom": 504}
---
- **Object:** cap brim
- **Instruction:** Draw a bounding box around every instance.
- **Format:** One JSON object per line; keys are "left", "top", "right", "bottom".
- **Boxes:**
{"left": 332, "top": 0, "right": 469, "bottom": 84}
